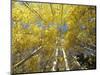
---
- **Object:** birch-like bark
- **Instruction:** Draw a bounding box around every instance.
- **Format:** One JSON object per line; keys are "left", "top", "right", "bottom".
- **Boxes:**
{"left": 52, "top": 48, "right": 58, "bottom": 71}
{"left": 62, "top": 48, "right": 70, "bottom": 70}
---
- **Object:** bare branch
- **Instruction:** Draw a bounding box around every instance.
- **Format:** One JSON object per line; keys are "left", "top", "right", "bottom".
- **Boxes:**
{"left": 13, "top": 46, "right": 42, "bottom": 68}
{"left": 50, "top": 4, "right": 55, "bottom": 23}
{"left": 61, "top": 4, "right": 63, "bottom": 24}
{"left": 23, "top": 2, "right": 47, "bottom": 23}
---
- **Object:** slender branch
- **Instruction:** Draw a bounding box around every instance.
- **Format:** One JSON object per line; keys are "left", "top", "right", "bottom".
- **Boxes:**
{"left": 50, "top": 4, "right": 55, "bottom": 23}
{"left": 61, "top": 4, "right": 63, "bottom": 25}
{"left": 13, "top": 46, "right": 42, "bottom": 68}
{"left": 23, "top": 2, "right": 47, "bottom": 23}
{"left": 72, "top": 56, "right": 81, "bottom": 67}
{"left": 83, "top": 46, "right": 94, "bottom": 51}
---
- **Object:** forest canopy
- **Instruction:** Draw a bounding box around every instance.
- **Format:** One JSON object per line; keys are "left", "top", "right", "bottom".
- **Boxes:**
{"left": 12, "top": 1, "right": 96, "bottom": 74}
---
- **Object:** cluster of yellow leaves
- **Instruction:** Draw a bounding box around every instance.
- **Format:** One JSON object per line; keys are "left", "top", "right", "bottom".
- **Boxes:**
{"left": 12, "top": 23, "right": 41, "bottom": 54}
{"left": 12, "top": 2, "right": 36, "bottom": 24}
{"left": 63, "top": 6, "right": 96, "bottom": 50}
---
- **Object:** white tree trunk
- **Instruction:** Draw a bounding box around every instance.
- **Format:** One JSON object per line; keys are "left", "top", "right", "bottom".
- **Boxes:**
{"left": 52, "top": 48, "right": 58, "bottom": 71}
{"left": 62, "top": 48, "right": 70, "bottom": 70}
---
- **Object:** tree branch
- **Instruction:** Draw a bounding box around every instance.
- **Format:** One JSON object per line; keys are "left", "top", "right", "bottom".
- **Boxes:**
{"left": 23, "top": 2, "right": 47, "bottom": 24}
{"left": 13, "top": 46, "right": 42, "bottom": 69}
